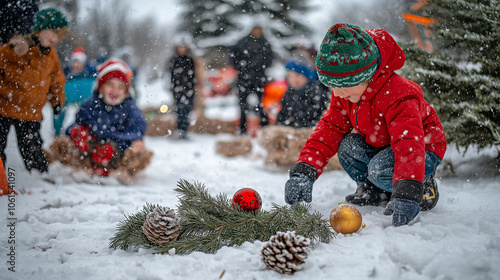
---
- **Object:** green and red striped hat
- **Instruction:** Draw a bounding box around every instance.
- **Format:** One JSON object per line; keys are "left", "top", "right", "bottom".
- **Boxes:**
{"left": 315, "top": 23, "right": 380, "bottom": 88}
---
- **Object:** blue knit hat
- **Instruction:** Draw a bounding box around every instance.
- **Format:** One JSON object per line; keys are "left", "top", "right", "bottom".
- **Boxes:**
{"left": 285, "top": 51, "right": 317, "bottom": 81}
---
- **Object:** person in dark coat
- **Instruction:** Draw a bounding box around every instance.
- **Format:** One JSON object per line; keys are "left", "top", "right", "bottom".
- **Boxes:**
{"left": 0, "top": 0, "right": 39, "bottom": 44}
{"left": 168, "top": 37, "right": 196, "bottom": 139}
{"left": 230, "top": 25, "right": 274, "bottom": 134}
{"left": 65, "top": 59, "right": 148, "bottom": 177}
{"left": 276, "top": 52, "right": 329, "bottom": 128}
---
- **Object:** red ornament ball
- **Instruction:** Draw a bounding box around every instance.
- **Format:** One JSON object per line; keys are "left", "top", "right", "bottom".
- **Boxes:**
{"left": 232, "top": 188, "right": 262, "bottom": 212}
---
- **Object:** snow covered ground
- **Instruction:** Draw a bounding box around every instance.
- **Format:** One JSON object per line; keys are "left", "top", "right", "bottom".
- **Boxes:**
{"left": 1, "top": 79, "right": 499, "bottom": 280}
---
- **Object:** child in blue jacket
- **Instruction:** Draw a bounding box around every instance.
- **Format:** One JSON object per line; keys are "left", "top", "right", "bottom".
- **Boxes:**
{"left": 65, "top": 59, "right": 149, "bottom": 177}
{"left": 276, "top": 51, "right": 329, "bottom": 128}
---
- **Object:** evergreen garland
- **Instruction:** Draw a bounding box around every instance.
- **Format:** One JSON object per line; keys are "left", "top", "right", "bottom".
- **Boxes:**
{"left": 109, "top": 180, "right": 334, "bottom": 255}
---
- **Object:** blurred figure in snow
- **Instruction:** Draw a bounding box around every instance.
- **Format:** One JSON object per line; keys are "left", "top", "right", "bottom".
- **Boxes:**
{"left": 167, "top": 34, "right": 197, "bottom": 139}
{"left": 95, "top": 47, "right": 109, "bottom": 65}
{"left": 230, "top": 25, "right": 274, "bottom": 135}
{"left": 284, "top": 23, "right": 447, "bottom": 227}
{"left": 63, "top": 46, "right": 97, "bottom": 78}
{"left": 56, "top": 59, "right": 151, "bottom": 179}
{"left": 53, "top": 46, "right": 97, "bottom": 136}
{"left": 0, "top": 8, "right": 68, "bottom": 174}
{"left": 291, "top": 37, "right": 318, "bottom": 62}
{"left": 276, "top": 51, "right": 329, "bottom": 128}
{"left": 0, "top": 0, "right": 39, "bottom": 44}
{"left": 117, "top": 46, "right": 140, "bottom": 100}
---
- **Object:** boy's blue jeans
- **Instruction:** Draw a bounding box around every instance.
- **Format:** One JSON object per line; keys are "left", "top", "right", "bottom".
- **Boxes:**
{"left": 337, "top": 133, "right": 441, "bottom": 192}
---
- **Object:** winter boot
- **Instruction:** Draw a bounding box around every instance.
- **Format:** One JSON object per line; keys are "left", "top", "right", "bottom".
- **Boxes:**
{"left": 420, "top": 175, "right": 439, "bottom": 211}
{"left": 345, "top": 182, "right": 391, "bottom": 206}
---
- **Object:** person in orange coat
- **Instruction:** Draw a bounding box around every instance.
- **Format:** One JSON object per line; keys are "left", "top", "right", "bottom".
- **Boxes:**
{"left": 0, "top": 8, "right": 68, "bottom": 174}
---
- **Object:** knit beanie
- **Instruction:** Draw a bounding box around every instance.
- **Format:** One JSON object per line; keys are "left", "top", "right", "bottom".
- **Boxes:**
{"left": 96, "top": 59, "right": 133, "bottom": 93}
{"left": 33, "top": 8, "right": 68, "bottom": 31}
{"left": 315, "top": 23, "right": 380, "bottom": 88}
{"left": 70, "top": 47, "right": 87, "bottom": 63}
{"left": 285, "top": 51, "right": 317, "bottom": 81}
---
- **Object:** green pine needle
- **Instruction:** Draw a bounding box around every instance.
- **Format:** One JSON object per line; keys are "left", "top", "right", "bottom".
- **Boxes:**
{"left": 109, "top": 203, "right": 160, "bottom": 250}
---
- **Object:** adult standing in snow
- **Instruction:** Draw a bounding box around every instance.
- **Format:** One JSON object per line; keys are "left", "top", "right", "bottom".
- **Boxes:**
{"left": 284, "top": 23, "right": 447, "bottom": 227}
{"left": 276, "top": 51, "right": 329, "bottom": 128}
{"left": 230, "top": 25, "right": 274, "bottom": 135}
{"left": 167, "top": 35, "right": 196, "bottom": 139}
{"left": 0, "top": 8, "right": 68, "bottom": 174}
{"left": 0, "top": 0, "right": 39, "bottom": 45}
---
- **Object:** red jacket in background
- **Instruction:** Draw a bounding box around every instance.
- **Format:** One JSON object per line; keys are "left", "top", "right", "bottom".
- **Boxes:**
{"left": 297, "top": 28, "right": 447, "bottom": 184}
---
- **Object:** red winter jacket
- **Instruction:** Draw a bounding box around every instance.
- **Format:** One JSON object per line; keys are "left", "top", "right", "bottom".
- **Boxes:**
{"left": 297, "top": 29, "right": 447, "bottom": 184}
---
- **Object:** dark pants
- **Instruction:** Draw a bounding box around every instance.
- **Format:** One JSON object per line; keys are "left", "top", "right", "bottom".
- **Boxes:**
{"left": 237, "top": 75, "right": 269, "bottom": 134}
{"left": 337, "top": 133, "right": 441, "bottom": 192}
{"left": 0, "top": 115, "right": 48, "bottom": 173}
{"left": 175, "top": 93, "right": 194, "bottom": 133}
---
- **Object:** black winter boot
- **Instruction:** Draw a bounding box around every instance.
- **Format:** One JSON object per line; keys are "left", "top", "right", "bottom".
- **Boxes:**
{"left": 345, "top": 182, "right": 391, "bottom": 206}
{"left": 420, "top": 175, "right": 439, "bottom": 211}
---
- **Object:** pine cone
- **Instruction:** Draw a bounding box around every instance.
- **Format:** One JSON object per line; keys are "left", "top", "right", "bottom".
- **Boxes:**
{"left": 142, "top": 207, "right": 180, "bottom": 245}
{"left": 261, "top": 231, "right": 310, "bottom": 274}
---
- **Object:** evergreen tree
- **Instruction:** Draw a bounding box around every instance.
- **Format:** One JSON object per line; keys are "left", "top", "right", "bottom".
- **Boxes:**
{"left": 178, "top": 0, "right": 312, "bottom": 56}
{"left": 400, "top": 0, "right": 500, "bottom": 149}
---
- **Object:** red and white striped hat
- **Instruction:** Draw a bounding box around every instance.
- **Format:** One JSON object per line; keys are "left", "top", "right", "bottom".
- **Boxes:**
{"left": 96, "top": 59, "right": 133, "bottom": 92}
{"left": 70, "top": 46, "right": 87, "bottom": 62}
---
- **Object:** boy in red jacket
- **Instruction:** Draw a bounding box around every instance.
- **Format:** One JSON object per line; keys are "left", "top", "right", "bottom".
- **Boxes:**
{"left": 284, "top": 23, "right": 447, "bottom": 227}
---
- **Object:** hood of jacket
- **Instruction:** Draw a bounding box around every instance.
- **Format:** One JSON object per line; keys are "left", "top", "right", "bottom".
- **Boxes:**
{"left": 361, "top": 29, "right": 406, "bottom": 101}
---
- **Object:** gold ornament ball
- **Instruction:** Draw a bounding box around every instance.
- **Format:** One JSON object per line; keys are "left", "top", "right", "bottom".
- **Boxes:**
{"left": 329, "top": 204, "right": 363, "bottom": 234}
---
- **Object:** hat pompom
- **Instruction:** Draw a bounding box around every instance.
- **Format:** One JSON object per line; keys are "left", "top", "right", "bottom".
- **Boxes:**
{"left": 96, "top": 59, "right": 133, "bottom": 93}
{"left": 315, "top": 23, "right": 379, "bottom": 88}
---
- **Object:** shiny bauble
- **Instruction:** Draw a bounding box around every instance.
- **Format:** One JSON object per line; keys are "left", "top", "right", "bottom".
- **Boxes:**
{"left": 329, "top": 204, "right": 363, "bottom": 234}
{"left": 232, "top": 188, "right": 262, "bottom": 212}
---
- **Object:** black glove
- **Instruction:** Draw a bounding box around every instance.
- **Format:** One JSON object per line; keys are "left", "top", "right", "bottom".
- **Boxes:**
{"left": 383, "top": 179, "right": 423, "bottom": 227}
{"left": 53, "top": 103, "right": 61, "bottom": 115}
{"left": 284, "top": 162, "right": 318, "bottom": 205}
